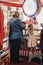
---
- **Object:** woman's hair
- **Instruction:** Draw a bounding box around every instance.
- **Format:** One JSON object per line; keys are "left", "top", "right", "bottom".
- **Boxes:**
{"left": 13, "top": 11, "right": 19, "bottom": 17}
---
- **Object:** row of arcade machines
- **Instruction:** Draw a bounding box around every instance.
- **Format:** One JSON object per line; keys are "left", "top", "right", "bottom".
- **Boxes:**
{"left": 0, "top": 31, "right": 42, "bottom": 65}
{"left": 0, "top": 19, "right": 42, "bottom": 64}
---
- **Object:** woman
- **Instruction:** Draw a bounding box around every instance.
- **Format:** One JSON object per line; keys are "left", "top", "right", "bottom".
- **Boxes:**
{"left": 9, "top": 11, "right": 26, "bottom": 63}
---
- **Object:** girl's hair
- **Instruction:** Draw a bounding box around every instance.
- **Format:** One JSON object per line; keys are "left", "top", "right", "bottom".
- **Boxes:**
{"left": 28, "top": 24, "right": 33, "bottom": 28}
{"left": 28, "top": 24, "right": 34, "bottom": 34}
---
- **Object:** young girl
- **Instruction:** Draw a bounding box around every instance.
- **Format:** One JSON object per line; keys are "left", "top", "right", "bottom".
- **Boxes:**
{"left": 27, "top": 24, "right": 37, "bottom": 53}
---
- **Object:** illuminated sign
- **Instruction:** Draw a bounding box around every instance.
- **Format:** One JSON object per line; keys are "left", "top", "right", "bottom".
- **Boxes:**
{"left": 23, "top": 0, "right": 37, "bottom": 17}
{"left": 0, "top": 0, "right": 24, "bottom": 7}
{"left": 0, "top": 0, "right": 24, "bottom": 4}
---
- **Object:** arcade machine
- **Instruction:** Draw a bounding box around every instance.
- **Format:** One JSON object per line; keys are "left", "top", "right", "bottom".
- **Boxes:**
{"left": 0, "top": 7, "right": 5, "bottom": 64}
{"left": 0, "top": 7, "right": 9, "bottom": 65}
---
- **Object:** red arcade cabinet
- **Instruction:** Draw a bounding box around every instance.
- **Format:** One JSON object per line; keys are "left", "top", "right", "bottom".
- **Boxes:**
{"left": 0, "top": 7, "right": 5, "bottom": 50}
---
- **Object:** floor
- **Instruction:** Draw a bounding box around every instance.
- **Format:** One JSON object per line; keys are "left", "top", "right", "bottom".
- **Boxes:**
{"left": 7, "top": 61, "right": 40, "bottom": 65}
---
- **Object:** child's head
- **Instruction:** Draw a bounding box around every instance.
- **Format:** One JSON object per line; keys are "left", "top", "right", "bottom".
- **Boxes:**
{"left": 28, "top": 24, "right": 33, "bottom": 30}
{"left": 28, "top": 24, "right": 34, "bottom": 34}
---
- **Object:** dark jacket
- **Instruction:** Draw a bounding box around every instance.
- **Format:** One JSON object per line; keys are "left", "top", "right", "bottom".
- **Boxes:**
{"left": 9, "top": 17, "right": 25, "bottom": 41}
